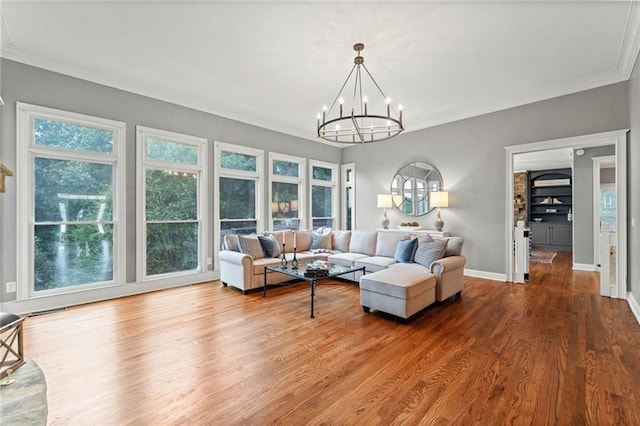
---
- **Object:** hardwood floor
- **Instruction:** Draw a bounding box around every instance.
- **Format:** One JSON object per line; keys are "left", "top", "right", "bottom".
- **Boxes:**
{"left": 22, "top": 268, "right": 640, "bottom": 425}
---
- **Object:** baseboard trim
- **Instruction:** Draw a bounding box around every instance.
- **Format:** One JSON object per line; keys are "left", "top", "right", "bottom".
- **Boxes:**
{"left": 573, "top": 263, "right": 596, "bottom": 272}
{"left": 1, "top": 271, "right": 220, "bottom": 315}
{"left": 628, "top": 291, "right": 640, "bottom": 326}
{"left": 464, "top": 269, "right": 507, "bottom": 282}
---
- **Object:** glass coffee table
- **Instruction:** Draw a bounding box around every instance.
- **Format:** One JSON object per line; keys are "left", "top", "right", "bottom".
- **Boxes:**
{"left": 263, "top": 261, "right": 365, "bottom": 318}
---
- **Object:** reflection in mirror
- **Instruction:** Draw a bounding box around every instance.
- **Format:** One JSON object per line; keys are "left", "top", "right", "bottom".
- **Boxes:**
{"left": 391, "top": 162, "right": 443, "bottom": 216}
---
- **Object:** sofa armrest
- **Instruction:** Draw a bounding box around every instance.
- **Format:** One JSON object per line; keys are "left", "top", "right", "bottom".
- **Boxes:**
{"left": 429, "top": 255, "right": 466, "bottom": 275}
{"left": 219, "top": 250, "right": 252, "bottom": 265}
{"left": 430, "top": 255, "right": 466, "bottom": 301}
{"left": 219, "top": 250, "right": 253, "bottom": 292}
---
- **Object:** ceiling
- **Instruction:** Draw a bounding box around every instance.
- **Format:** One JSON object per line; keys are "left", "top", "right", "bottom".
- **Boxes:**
{"left": 1, "top": 1, "right": 639, "bottom": 143}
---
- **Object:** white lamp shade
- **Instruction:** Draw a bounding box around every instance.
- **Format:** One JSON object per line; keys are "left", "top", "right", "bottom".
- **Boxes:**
{"left": 377, "top": 193, "right": 393, "bottom": 208}
{"left": 431, "top": 191, "right": 449, "bottom": 208}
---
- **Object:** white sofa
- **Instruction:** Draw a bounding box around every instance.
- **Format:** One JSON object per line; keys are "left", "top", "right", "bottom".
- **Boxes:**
{"left": 219, "top": 229, "right": 466, "bottom": 306}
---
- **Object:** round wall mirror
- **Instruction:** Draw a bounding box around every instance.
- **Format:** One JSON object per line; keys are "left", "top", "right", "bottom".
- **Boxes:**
{"left": 391, "top": 161, "right": 443, "bottom": 216}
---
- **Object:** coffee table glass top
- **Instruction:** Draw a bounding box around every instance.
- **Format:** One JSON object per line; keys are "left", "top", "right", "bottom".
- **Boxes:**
{"left": 265, "top": 261, "right": 362, "bottom": 280}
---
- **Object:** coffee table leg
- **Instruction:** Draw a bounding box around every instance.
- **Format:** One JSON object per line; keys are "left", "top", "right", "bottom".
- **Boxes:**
{"left": 310, "top": 279, "right": 317, "bottom": 318}
{"left": 263, "top": 267, "right": 267, "bottom": 297}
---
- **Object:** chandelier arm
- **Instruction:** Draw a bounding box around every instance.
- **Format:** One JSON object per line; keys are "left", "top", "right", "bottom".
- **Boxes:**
{"left": 361, "top": 64, "right": 397, "bottom": 114}
{"left": 350, "top": 114, "right": 365, "bottom": 143}
{"left": 328, "top": 64, "right": 358, "bottom": 114}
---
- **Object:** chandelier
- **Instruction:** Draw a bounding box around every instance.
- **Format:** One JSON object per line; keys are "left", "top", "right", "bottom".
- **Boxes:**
{"left": 317, "top": 43, "right": 404, "bottom": 144}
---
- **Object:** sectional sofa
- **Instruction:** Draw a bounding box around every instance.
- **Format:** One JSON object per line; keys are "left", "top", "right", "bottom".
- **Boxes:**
{"left": 219, "top": 229, "right": 466, "bottom": 317}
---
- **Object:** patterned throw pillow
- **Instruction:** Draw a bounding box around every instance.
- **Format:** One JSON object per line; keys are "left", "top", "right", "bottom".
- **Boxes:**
{"left": 238, "top": 235, "right": 265, "bottom": 259}
{"left": 414, "top": 239, "right": 448, "bottom": 267}
{"left": 258, "top": 234, "right": 281, "bottom": 258}
{"left": 394, "top": 238, "right": 418, "bottom": 263}
{"left": 311, "top": 232, "right": 332, "bottom": 250}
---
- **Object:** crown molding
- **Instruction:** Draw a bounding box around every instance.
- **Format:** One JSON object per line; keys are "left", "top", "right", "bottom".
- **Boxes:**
{"left": 0, "top": 43, "right": 323, "bottom": 143}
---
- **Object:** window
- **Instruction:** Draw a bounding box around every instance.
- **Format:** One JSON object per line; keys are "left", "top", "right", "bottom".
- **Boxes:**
{"left": 341, "top": 163, "right": 356, "bottom": 230}
{"left": 269, "top": 153, "right": 305, "bottom": 231}
{"left": 17, "top": 103, "right": 125, "bottom": 297}
{"left": 310, "top": 160, "right": 338, "bottom": 229}
{"left": 215, "top": 142, "right": 264, "bottom": 249}
{"left": 137, "top": 127, "right": 207, "bottom": 280}
{"left": 600, "top": 183, "right": 616, "bottom": 230}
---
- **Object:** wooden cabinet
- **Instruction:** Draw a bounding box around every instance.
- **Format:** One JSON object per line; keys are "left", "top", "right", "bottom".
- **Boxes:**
{"left": 528, "top": 168, "right": 572, "bottom": 251}
{"left": 528, "top": 222, "right": 572, "bottom": 251}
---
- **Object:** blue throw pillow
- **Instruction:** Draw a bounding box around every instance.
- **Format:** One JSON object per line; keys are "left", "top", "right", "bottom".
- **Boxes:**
{"left": 257, "top": 235, "right": 281, "bottom": 258}
{"left": 394, "top": 238, "right": 418, "bottom": 263}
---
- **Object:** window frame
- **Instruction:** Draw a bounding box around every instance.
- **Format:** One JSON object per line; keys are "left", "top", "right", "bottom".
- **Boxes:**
{"left": 16, "top": 102, "right": 126, "bottom": 299}
{"left": 214, "top": 141, "right": 264, "bottom": 263}
{"left": 268, "top": 152, "right": 306, "bottom": 231}
{"left": 309, "top": 159, "right": 339, "bottom": 230}
{"left": 136, "top": 126, "right": 208, "bottom": 282}
{"left": 341, "top": 163, "right": 356, "bottom": 230}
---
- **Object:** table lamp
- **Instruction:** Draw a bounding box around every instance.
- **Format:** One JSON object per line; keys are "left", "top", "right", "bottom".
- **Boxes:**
{"left": 431, "top": 191, "right": 449, "bottom": 232}
{"left": 377, "top": 194, "right": 393, "bottom": 229}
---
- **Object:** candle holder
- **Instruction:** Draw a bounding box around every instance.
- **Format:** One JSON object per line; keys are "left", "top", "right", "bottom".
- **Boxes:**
{"left": 281, "top": 243, "right": 287, "bottom": 268}
{"left": 291, "top": 247, "right": 299, "bottom": 269}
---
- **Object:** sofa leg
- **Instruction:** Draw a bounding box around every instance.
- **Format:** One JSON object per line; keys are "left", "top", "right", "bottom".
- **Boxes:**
{"left": 222, "top": 281, "right": 228, "bottom": 287}
{"left": 362, "top": 306, "right": 370, "bottom": 313}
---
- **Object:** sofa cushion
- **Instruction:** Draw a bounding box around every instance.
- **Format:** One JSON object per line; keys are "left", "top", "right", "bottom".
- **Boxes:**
{"left": 287, "top": 230, "right": 312, "bottom": 252}
{"left": 394, "top": 238, "right": 418, "bottom": 263}
{"left": 238, "top": 235, "right": 265, "bottom": 259}
{"left": 328, "top": 252, "right": 370, "bottom": 266}
{"left": 223, "top": 234, "right": 240, "bottom": 252}
{"left": 258, "top": 235, "right": 281, "bottom": 258}
{"left": 331, "top": 230, "right": 351, "bottom": 253}
{"left": 349, "top": 230, "right": 378, "bottom": 256}
{"left": 355, "top": 256, "right": 397, "bottom": 273}
{"left": 414, "top": 239, "right": 448, "bottom": 267}
{"left": 443, "top": 237, "right": 464, "bottom": 257}
{"left": 360, "top": 268, "right": 436, "bottom": 299}
{"left": 311, "top": 231, "right": 332, "bottom": 250}
{"left": 375, "top": 232, "right": 409, "bottom": 258}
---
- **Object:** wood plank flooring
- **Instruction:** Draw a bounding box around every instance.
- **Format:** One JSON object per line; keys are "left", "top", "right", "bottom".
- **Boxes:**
{"left": 21, "top": 260, "right": 640, "bottom": 425}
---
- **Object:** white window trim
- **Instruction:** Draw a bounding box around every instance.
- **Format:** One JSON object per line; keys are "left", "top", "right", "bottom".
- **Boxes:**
{"left": 268, "top": 152, "right": 306, "bottom": 230}
{"left": 16, "top": 102, "right": 126, "bottom": 300}
{"left": 214, "top": 141, "right": 264, "bottom": 267}
{"left": 309, "top": 159, "right": 339, "bottom": 230}
{"left": 341, "top": 163, "right": 356, "bottom": 230}
{"left": 136, "top": 126, "right": 208, "bottom": 283}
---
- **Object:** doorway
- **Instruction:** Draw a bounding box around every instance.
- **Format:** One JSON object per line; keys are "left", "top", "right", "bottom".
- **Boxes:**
{"left": 505, "top": 130, "right": 627, "bottom": 299}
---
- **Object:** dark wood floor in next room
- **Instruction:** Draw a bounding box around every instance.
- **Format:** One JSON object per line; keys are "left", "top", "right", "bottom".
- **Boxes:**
{"left": 22, "top": 256, "right": 640, "bottom": 424}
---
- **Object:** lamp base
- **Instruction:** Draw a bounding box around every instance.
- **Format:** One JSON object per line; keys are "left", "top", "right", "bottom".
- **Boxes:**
{"left": 381, "top": 217, "right": 390, "bottom": 230}
{"left": 434, "top": 208, "right": 444, "bottom": 232}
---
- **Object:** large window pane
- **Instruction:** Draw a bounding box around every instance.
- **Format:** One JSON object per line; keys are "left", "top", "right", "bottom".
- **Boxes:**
{"left": 34, "top": 158, "right": 113, "bottom": 222}
{"left": 146, "top": 222, "right": 198, "bottom": 275}
{"left": 219, "top": 177, "right": 256, "bottom": 220}
{"left": 34, "top": 118, "right": 113, "bottom": 153}
{"left": 272, "top": 182, "right": 299, "bottom": 219}
{"left": 313, "top": 166, "right": 333, "bottom": 181}
{"left": 312, "top": 186, "right": 333, "bottom": 217}
{"left": 273, "top": 160, "right": 299, "bottom": 177}
{"left": 146, "top": 138, "right": 198, "bottom": 164}
{"left": 346, "top": 186, "right": 353, "bottom": 230}
{"left": 221, "top": 151, "right": 257, "bottom": 172}
{"left": 146, "top": 170, "right": 197, "bottom": 221}
{"left": 34, "top": 224, "right": 113, "bottom": 291}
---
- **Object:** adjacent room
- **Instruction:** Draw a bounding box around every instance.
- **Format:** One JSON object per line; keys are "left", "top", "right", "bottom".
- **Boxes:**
{"left": 1, "top": 1, "right": 640, "bottom": 424}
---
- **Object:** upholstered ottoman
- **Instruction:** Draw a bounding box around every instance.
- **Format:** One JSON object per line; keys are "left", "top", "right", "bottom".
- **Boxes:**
{"left": 359, "top": 267, "right": 436, "bottom": 319}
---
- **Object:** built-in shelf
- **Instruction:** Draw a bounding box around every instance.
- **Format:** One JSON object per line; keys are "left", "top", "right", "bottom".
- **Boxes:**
{"left": 528, "top": 168, "right": 572, "bottom": 250}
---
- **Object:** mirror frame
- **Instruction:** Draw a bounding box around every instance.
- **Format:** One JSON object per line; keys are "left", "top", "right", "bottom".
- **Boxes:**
{"left": 390, "top": 161, "right": 443, "bottom": 217}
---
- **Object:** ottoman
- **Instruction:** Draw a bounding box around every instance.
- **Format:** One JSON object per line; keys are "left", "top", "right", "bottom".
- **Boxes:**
{"left": 359, "top": 267, "right": 437, "bottom": 319}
